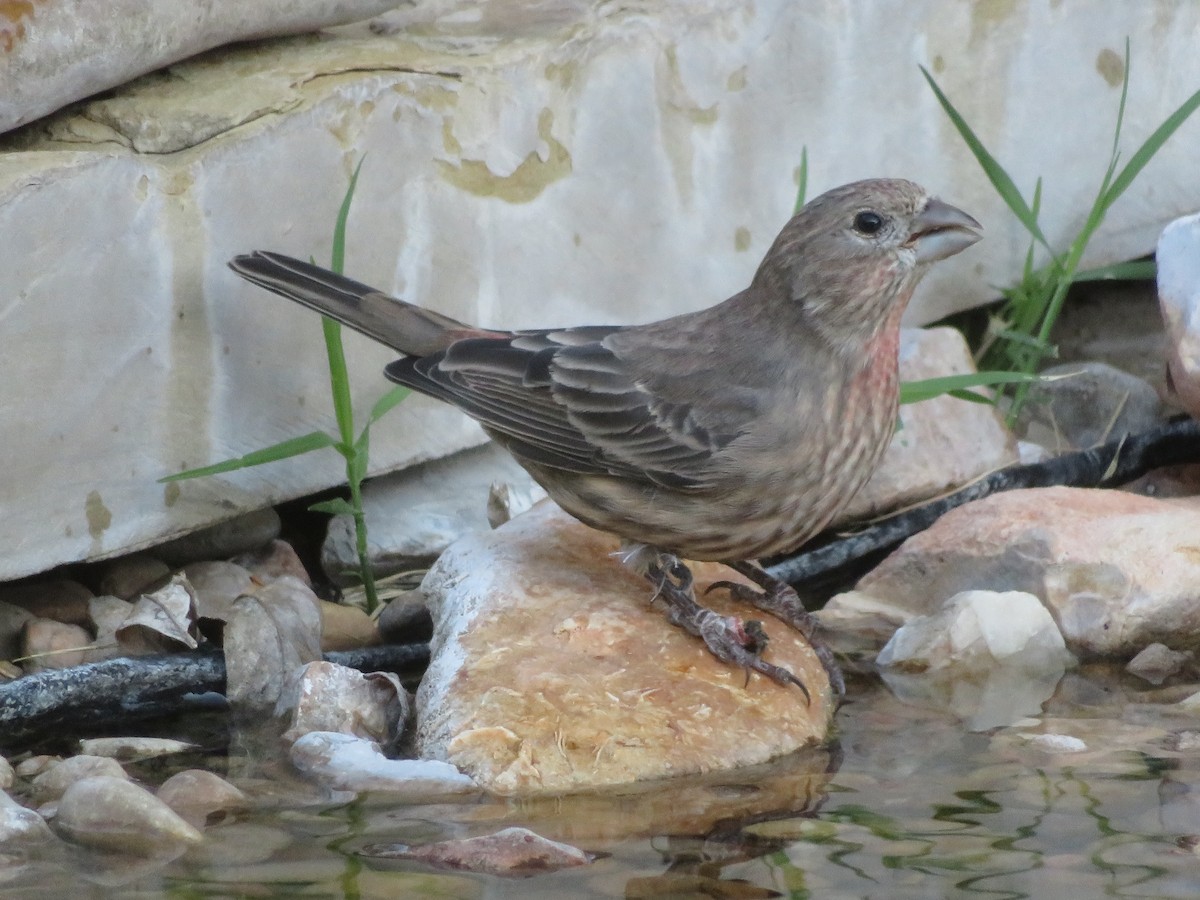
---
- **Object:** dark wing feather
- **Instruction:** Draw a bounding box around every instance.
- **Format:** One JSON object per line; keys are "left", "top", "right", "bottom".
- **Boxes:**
{"left": 383, "top": 327, "right": 744, "bottom": 488}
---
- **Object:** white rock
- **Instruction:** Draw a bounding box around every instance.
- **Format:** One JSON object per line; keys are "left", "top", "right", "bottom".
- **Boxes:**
{"left": 877, "top": 590, "right": 1074, "bottom": 673}
{"left": 0, "top": 0, "right": 401, "bottom": 133}
{"left": 875, "top": 590, "right": 1074, "bottom": 730}
{"left": 321, "top": 442, "right": 546, "bottom": 583}
{"left": 1023, "top": 733, "right": 1088, "bottom": 754}
{"left": 289, "top": 732, "right": 477, "bottom": 794}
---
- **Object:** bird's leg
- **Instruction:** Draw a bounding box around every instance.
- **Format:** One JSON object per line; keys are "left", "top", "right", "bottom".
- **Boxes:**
{"left": 642, "top": 551, "right": 810, "bottom": 701}
{"left": 707, "top": 561, "right": 845, "bottom": 698}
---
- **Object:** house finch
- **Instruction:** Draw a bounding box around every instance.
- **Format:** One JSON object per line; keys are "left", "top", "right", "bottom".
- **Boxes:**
{"left": 230, "top": 178, "right": 981, "bottom": 699}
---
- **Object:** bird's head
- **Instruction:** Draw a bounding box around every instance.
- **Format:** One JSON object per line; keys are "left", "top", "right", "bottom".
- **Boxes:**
{"left": 753, "top": 178, "right": 981, "bottom": 352}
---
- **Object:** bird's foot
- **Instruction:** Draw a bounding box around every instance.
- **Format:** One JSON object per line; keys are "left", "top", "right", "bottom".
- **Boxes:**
{"left": 644, "top": 553, "right": 809, "bottom": 701}
{"left": 707, "top": 561, "right": 845, "bottom": 699}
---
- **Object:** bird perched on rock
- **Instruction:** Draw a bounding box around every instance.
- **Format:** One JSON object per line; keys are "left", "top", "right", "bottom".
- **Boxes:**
{"left": 230, "top": 178, "right": 980, "bottom": 700}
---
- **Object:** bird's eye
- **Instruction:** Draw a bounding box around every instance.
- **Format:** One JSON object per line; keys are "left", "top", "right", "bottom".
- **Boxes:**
{"left": 853, "top": 210, "right": 885, "bottom": 235}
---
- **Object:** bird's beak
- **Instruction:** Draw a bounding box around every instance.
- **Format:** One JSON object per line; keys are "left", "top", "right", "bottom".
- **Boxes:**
{"left": 910, "top": 197, "right": 982, "bottom": 264}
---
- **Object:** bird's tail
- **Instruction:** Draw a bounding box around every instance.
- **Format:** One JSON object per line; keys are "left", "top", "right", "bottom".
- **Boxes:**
{"left": 228, "top": 251, "right": 478, "bottom": 357}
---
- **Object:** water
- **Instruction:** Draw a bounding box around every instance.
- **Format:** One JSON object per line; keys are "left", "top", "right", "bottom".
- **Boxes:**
{"left": 6, "top": 667, "right": 1200, "bottom": 898}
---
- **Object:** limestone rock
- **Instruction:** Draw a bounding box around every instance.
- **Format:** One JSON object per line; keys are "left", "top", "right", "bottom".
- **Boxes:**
{"left": 290, "top": 732, "right": 477, "bottom": 794}
{"left": 96, "top": 554, "right": 171, "bottom": 600}
{"left": 836, "top": 327, "right": 1018, "bottom": 523}
{"left": 21, "top": 619, "right": 93, "bottom": 673}
{"left": 875, "top": 590, "right": 1074, "bottom": 730}
{"left": 281, "top": 660, "right": 409, "bottom": 747}
{"left": 877, "top": 590, "right": 1073, "bottom": 674}
{"left": 0, "top": 0, "right": 403, "bottom": 133}
{"left": 321, "top": 442, "right": 546, "bottom": 583}
{"left": 154, "top": 508, "right": 282, "bottom": 567}
{"left": 823, "top": 487, "right": 1200, "bottom": 659}
{"left": 416, "top": 502, "right": 832, "bottom": 796}
{"left": 364, "top": 826, "right": 592, "bottom": 876}
{"left": 1126, "top": 643, "right": 1193, "bottom": 685}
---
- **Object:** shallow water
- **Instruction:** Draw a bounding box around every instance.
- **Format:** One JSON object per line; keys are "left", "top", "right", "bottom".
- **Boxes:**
{"left": 7, "top": 666, "right": 1200, "bottom": 898}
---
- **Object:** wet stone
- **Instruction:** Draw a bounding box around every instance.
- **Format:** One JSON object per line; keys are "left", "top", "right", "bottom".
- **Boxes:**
{"left": 31, "top": 754, "right": 128, "bottom": 803}
{"left": 53, "top": 775, "right": 203, "bottom": 856}
{"left": 157, "top": 769, "right": 246, "bottom": 829}
{"left": 0, "top": 790, "right": 54, "bottom": 845}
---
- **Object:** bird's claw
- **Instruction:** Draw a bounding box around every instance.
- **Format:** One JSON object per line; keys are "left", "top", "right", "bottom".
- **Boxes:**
{"left": 713, "top": 563, "right": 847, "bottom": 699}
{"left": 653, "top": 565, "right": 810, "bottom": 701}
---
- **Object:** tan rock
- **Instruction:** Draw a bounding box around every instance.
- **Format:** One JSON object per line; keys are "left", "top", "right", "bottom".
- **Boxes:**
{"left": 32, "top": 755, "right": 128, "bottom": 803}
{"left": 319, "top": 601, "right": 380, "bottom": 651}
{"left": 21, "top": 619, "right": 92, "bottom": 672}
{"left": 54, "top": 776, "right": 203, "bottom": 856}
{"left": 157, "top": 769, "right": 246, "bottom": 829}
{"left": 416, "top": 502, "right": 832, "bottom": 796}
{"left": 823, "top": 486, "right": 1200, "bottom": 659}
{"left": 230, "top": 539, "right": 312, "bottom": 587}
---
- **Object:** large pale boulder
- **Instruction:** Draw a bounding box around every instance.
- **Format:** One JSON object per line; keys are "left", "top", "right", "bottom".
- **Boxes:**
{"left": 0, "top": 0, "right": 402, "bottom": 134}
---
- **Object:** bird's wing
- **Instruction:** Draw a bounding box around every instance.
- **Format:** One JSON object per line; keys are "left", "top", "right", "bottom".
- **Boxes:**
{"left": 383, "top": 327, "right": 746, "bottom": 489}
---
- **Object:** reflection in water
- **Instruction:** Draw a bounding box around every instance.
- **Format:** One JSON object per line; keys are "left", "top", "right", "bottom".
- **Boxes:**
{"left": 5, "top": 666, "right": 1200, "bottom": 898}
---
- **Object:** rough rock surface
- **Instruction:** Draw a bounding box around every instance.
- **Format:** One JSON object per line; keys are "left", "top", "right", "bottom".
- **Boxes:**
{"left": 822, "top": 486, "right": 1200, "bottom": 659}
{"left": 416, "top": 502, "right": 832, "bottom": 796}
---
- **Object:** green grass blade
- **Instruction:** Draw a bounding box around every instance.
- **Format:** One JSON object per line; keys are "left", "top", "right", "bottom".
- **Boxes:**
{"left": 1109, "top": 38, "right": 1131, "bottom": 163}
{"left": 322, "top": 318, "right": 354, "bottom": 446}
{"left": 332, "top": 157, "right": 366, "bottom": 274}
{"left": 899, "top": 371, "right": 1041, "bottom": 405}
{"left": 920, "top": 67, "right": 1050, "bottom": 250}
{"left": 159, "top": 431, "right": 338, "bottom": 481}
{"left": 367, "top": 386, "right": 412, "bottom": 426}
{"left": 310, "top": 497, "right": 357, "bottom": 516}
{"left": 323, "top": 158, "right": 367, "bottom": 448}
{"left": 1072, "top": 259, "right": 1156, "bottom": 282}
{"left": 1100, "top": 80, "right": 1200, "bottom": 211}
{"left": 793, "top": 146, "right": 808, "bottom": 213}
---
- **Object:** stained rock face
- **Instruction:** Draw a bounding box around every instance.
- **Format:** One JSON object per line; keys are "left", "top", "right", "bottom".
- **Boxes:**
{"left": 415, "top": 502, "right": 833, "bottom": 796}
